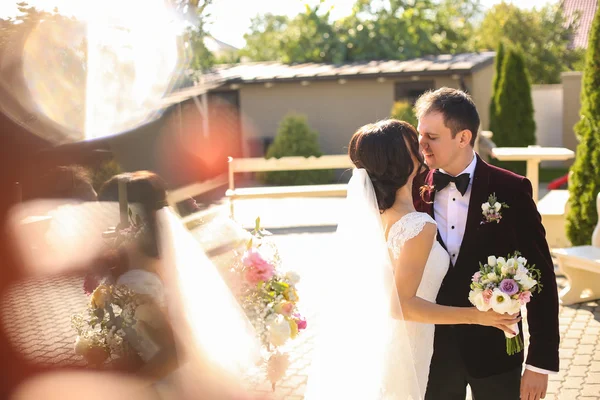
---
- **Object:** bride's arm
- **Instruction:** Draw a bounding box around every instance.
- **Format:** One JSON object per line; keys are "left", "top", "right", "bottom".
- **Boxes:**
{"left": 392, "top": 223, "right": 519, "bottom": 334}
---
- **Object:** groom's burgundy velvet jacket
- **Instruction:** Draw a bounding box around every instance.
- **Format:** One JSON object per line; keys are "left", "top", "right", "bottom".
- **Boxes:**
{"left": 413, "top": 155, "right": 560, "bottom": 378}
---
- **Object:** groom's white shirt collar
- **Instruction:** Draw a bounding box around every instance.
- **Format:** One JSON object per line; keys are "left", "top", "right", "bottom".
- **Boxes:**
{"left": 439, "top": 151, "right": 477, "bottom": 186}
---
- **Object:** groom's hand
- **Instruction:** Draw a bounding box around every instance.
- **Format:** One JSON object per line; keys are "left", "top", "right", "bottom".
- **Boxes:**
{"left": 520, "top": 369, "right": 548, "bottom": 400}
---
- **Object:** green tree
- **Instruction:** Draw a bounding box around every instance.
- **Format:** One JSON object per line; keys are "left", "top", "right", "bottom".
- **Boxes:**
{"left": 261, "top": 114, "right": 333, "bottom": 185}
{"left": 566, "top": 3, "right": 600, "bottom": 246}
{"left": 489, "top": 41, "right": 505, "bottom": 140}
{"left": 241, "top": 4, "right": 346, "bottom": 64}
{"left": 241, "top": 0, "right": 481, "bottom": 63}
{"left": 491, "top": 47, "right": 536, "bottom": 174}
{"left": 471, "top": 2, "right": 584, "bottom": 84}
{"left": 390, "top": 101, "right": 417, "bottom": 127}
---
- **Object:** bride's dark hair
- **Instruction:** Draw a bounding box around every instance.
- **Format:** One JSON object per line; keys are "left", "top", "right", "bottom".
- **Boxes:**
{"left": 98, "top": 171, "right": 168, "bottom": 258}
{"left": 348, "top": 119, "right": 424, "bottom": 212}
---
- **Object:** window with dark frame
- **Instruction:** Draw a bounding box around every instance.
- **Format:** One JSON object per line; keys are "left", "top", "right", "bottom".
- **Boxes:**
{"left": 394, "top": 80, "right": 435, "bottom": 104}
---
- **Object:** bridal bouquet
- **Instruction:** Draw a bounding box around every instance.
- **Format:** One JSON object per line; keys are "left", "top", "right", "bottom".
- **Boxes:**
{"left": 468, "top": 252, "right": 542, "bottom": 355}
{"left": 72, "top": 284, "right": 165, "bottom": 367}
{"left": 74, "top": 208, "right": 166, "bottom": 368}
{"left": 224, "top": 217, "right": 306, "bottom": 389}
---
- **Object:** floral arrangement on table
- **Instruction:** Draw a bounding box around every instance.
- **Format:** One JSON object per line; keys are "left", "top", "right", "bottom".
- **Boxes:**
{"left": 223, "top": 217, "right": 307, "bottom": 390}
{"left": 468, "top": 252, "right": 542, "bottom": 355}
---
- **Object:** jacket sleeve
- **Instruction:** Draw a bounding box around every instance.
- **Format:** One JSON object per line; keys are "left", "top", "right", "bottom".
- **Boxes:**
{"left": 516, "top": 177, "right": 560, "bottom": 372}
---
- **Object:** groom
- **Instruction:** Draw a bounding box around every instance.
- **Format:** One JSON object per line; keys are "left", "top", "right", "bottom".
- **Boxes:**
{"left": 412, "top": 88, "right": 559, "bottom": 400}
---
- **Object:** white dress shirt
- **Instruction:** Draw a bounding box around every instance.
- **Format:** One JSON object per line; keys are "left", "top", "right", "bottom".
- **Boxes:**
{"left": 432, "top": 153, "right": 554, "bottom": 375}
{"left": 433, "top": 154, "right": 477, "bottom": 265}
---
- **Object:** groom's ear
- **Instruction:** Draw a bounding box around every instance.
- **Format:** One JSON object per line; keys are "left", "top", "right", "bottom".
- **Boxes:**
{"left": 457, "top": 129, "right": 473, "bottom": 148}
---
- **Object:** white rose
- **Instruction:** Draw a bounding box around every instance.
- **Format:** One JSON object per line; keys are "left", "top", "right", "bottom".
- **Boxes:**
{"left": 501, "top": 265, "right": 513, "bottom": 276}
{"left": 494, "top": 202, "right": 501, "bottom": 211}
{"left": 487, "top": 256, "right": 497, "bottom": 267}
{"left": 502, "top": 259, "right": 516, "bottom": 276}
{"left": 285, "top": 271, "right": 301, "bottom": 285}
{"left": 469, "top": 289, "right": 491, "bottom": 311}
{"left": 487, "top": 272, "right": 499, "bottom": 283}
{"left": 515, "top": 264, "right": 528, "bottom": 278}
{"left": 74, "top": 336, "right": 91, "bottom": 356}
{"left": 482, "top": 203, "right": 490, "bottom": 212}
{"left": 518, "top": 275, "right": 537, "bottom": 291}
{"left": 490, "top": 289, "right": 513, "bottom": 314}
{"left": 268, "top": 315, "right": 291, "bottom": 347}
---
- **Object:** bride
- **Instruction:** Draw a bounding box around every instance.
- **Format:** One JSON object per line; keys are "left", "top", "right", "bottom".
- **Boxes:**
{"left": 304, "top": 119, "right": 520, "bottom": 399}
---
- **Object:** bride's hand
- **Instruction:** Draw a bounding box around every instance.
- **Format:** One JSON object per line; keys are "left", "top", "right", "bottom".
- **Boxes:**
{"left": 472, "top": 308, "right": 521, "bottom": 335}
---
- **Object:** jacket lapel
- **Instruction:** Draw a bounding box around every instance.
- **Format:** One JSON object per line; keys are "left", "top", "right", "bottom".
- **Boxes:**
{"left": 454, "top": 154, "right": 491, "bottom": 267}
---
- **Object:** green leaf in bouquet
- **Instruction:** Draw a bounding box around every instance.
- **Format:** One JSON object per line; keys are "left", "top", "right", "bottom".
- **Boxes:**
{"left": 272, "top": 281, "right": 289, "bottom": 293}
{"left": 255, "top": 217, "right": 261, "bottom": 233}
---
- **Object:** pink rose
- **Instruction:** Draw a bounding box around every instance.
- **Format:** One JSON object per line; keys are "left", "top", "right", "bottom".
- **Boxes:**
{"left": 518, "top": 291, "right": 532, "bottom": 305}
{"left": 242, "top": 248, "right": 270, "bottom": 268}
{"left": 472, "top": 272, "right": 481, "bottom": 282}
{"left": 294, "top": 313, "right": 307, "bottom": 330}
{"left": 275, "top": 301, "right": 294, "bottom": 316}
{"left": 245, "top": 264, "right": 274, "bottom": 284}
{"left": 242, "top": 248, "right": 275, "bottom": 284}
{"left": 482, "top": 289, "right": 493, "bottom": 305}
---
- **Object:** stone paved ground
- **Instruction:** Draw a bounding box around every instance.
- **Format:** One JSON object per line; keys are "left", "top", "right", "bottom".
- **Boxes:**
{"left": 1, "top": 196, "right": 599, "bottom": 399}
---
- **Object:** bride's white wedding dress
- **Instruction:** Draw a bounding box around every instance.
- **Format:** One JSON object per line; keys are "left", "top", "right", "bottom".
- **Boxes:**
{"left": 386, "top": 211, "right": 450, "bottom": 395}
{"left": 305, "top": 169, "right": 451, "bottom": 399}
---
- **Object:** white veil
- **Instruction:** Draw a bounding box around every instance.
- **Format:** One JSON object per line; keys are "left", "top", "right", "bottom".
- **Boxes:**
{"left": 304, "top": 168, "right": 422, "bottom": 400}
{"left": 155, "top": 207, "right": 261, "bottom": 377}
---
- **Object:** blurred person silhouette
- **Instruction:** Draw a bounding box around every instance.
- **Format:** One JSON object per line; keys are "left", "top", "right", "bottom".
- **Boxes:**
{"left": 2, "top": 168, "right": 266, "bottom": 399}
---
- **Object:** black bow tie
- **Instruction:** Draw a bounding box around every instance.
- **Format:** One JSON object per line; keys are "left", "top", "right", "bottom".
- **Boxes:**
{"left": 433, "top": 170, "right": 470, "bottom": 196}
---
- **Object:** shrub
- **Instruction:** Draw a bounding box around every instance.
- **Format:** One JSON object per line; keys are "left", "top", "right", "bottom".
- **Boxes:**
{"left": 261, "top": 114, "right": 333, "bottom": 185}
{"left": 390, "top": 101, "right": 418, "bottom": 128}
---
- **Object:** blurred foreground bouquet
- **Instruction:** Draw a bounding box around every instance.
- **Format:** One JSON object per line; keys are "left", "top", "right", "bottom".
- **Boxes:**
{"left": 223, "top": 217, "right": 306, "bottom": 390}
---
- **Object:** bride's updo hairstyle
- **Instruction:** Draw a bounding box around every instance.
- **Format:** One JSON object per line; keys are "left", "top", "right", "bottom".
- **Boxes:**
{"left": 348, "top": 119, "right": 424, "bottom": 212}
{"left": 98, "top": 171, "right": 168, "bottom": 258}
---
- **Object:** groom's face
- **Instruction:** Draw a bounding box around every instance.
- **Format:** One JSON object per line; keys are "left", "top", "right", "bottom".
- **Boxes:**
{"left": 417, "top": 111, "right": 460, "bottom": 171}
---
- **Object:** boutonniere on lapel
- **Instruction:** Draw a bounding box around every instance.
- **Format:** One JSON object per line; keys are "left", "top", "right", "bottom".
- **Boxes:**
{"left": 481, "top": 193, "right": 509, "bottom": 224}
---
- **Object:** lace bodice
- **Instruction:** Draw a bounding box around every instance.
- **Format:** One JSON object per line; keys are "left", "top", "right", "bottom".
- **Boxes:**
{"left": 386, "top": 212, "right": 449, "bottom": 302}
{"left": 387, "top": 212, "right": 437, "bottom": 259}
{"left": 385, "top": 212, "right": 450, "bottom": 397}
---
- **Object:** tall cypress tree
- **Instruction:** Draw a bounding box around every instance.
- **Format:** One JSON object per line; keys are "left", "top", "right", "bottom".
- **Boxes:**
{"left": 492, "top": 47, "right": 536, "bottom": 174}
{"left": 489, "top": 41, "right": 505, "bottom": 136}
{"left": 566, "top": 3, "right": 600, "bottom": 246}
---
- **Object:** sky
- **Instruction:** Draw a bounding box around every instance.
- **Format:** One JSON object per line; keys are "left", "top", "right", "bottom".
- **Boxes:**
{"left": 0, "top": 0, "right": 558, "bottom": 49}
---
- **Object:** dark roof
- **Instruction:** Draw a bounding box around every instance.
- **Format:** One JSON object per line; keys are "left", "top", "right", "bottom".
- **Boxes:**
{"left": 201, "top": 52, "right": 495, "bottom": 85}
{"left": 563, "top": 0, "right": 598, "bottom": 48}
{"left": 165, "top": 52, "right": 495, "bottom": 103}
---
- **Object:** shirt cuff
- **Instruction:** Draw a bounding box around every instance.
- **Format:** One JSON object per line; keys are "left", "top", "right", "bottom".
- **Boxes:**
{"left": 525, "top": 364, "right": 558, "bottom": 375}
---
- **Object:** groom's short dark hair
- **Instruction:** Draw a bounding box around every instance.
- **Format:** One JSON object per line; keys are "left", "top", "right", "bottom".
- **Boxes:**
{"left": 414, "top": 87, "right": 480, "bottom": 146}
